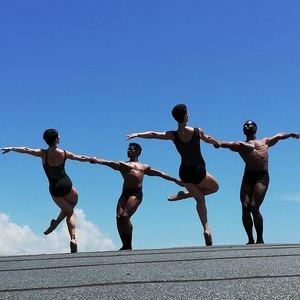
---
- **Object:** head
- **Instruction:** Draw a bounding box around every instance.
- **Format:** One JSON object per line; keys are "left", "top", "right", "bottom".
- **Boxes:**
{"left": 171, "top": 104, "right": 188, "bottom": 123}
{"left": 127, "top": 142, "right": 142, "bottom": 158}
{"left": 243, "top": 120, "right": 257, "bottom": 136}
{"left": 43, "top": 129, "right": 59, "bottom": 146}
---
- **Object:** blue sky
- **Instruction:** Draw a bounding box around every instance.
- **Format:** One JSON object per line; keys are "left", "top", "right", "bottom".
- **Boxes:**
{"left": 1, "top": 1, "right": 300, "bottom": 255}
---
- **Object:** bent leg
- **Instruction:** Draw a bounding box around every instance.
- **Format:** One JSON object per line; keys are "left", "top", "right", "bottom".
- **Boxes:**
{"left": 117, "top": 195, "right": 141, "bottom": 250}
{"left": 168, "top": 173, "right": 219, "bottom": 201}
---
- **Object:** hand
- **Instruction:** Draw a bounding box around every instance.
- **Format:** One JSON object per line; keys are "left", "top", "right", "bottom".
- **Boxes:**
{"left": 1, "top": 147, "right": 12, "bottom": 154}
{"left": 126, "top": 133, "right": 137, "bottom": 140}
{"left": 213, "top": 142, "right": 221, "bottom": 148}
{"left": 291, "top": 133, "right": 300, "bottom": 139}
{"left": 89, "top": 157, "right": 98, "bottom": 164}
{"left": 175, "top": 179, "right": 185, "bottom": 187}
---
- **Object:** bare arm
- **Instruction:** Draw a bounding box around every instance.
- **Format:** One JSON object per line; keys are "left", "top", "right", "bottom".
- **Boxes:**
{"left": 199, "top": 129, "right": 220, "bottom": 146}
{"left": 1, "top": 147, "right": 43, "bottom": 157}
{"left": 145, "top": 168, "right": 183, "bottom": 186}
{"left": 267, "top": 133, "right": 300, "bottom": 147}
{"left": 126, "top": 131, "right": 174, "bottom": 141}
{"left": 90, "top": 157, "right": 133, "bottom": 171}
{"left": 215, "top": 141, "right": 254, "bottom": 152}
{"left": 65, "top": 151, "right": 93, "bottom": 162}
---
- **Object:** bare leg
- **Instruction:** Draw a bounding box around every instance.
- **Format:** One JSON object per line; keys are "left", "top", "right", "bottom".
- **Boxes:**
{"left": 116, "top": 195, "right": 141, "bottom": 250}
{"left": 168, "top": 173, "right": 218, "bottom": 201}
{"left": 250, "top": 181, "right": 269, "bottom": 244}
{"left": 47, "top": 187, "right": 78, "bottom": 253}
{"left": 240, "top": 184, "right": 255, "bottom": 244}
{"left": 184, "top": 174, "right": 218, "bottom": 246}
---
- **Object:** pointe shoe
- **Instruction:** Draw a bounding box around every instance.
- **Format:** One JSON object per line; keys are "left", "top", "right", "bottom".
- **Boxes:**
{"left": 203, "top": 232, "right": 213, "bottom": 246}
{"left": 44, "top": 219, "right": 57, "bottom": 235}
{"left": 167, "top": 191, "right": 187, "bottom": 201}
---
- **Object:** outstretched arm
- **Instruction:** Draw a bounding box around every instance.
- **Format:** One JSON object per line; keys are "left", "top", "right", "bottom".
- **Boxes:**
{"left": 90, "top": 157, "right": 133, "bottom": 171}
{"left": 65, "top": 151, "right": 93, "bottom": 162}
{"left": 1, "top": 147, "right": 43, "bottom": 157}
{"left": 145, "top": 168, "right": 183, "bottom": 186}
{"left": 126, "top": 131, "right": 174, "bottom": 141}
{"left": 267, "top": 133, "right": 300, "bottom": 147}
{"left": 214, "top": 141, "right": 255, "bottom": 152}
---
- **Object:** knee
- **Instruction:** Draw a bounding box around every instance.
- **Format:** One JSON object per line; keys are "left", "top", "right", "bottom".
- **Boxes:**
{"left": 242, "top": 203, "right": 251, "bottom": 212}
{"left": 249, "top": 204, "right": 259, "bottom": 214}
{"left": 213, "top": 182, "right": 219, "bottom": 193}
{"left": 64, "top": 208, "right": 74, "bottom": 218}
{"left": 117, "top": 214, "right": 130, "bottom": 221}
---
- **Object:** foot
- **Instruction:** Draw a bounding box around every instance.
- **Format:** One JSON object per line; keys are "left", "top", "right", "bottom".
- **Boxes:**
{"left": 44, "top": 219, "right": 57, "bottom": 235}
{"left": 246, "top": 238, "right": 255, "bottom": 245}
{"left": 255, "top": 239, "right": 264, "bottom": 244}
{"left": 119, "top": 245, "right": 132, "bottom": 251}
{"left": 70, "top": 241, "right": 78, "bottom": 253}
{"left": 203, "top": 232, "right": 213, "bottom": 246}
{"left": 167, "top": 190, "right": 188, "bottom": 201}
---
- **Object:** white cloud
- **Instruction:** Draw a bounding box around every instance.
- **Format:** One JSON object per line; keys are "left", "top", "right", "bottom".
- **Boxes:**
{"left": 279, "top": 192, "right": 300, "bottom": 203}
{"left": 0, "top": 209, "right": 116, "bottom": 256}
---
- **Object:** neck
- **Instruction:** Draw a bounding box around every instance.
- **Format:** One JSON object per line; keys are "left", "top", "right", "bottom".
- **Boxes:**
{"left": 48, "top": 145, "right": 57, "bottom": 150}
{"left": 178, "top": 122, "right": 187, "bottom": 130}
{"left": 129, "top": 157, "right": 138, "bottom": 162}
{"left": 246, "top": 134, "right": 256, "bottom": 141}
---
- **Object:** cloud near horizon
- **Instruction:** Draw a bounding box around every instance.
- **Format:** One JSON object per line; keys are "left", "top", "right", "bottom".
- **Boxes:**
{"left": 0, "top": 209, "right": 116, "bottom": 256}
{"left": 279, "top": 192, "right": 300, "bottom": 203}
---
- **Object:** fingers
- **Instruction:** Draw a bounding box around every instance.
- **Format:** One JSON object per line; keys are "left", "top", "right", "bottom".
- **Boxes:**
{"left": 126, "top": 133, "right": 136, "bottom": 140}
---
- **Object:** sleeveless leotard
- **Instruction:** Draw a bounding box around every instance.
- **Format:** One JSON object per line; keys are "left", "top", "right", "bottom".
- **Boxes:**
{"left": 43, "top": 150, "right": 73, "bottom": 197}
{"left": 172, "top": 128, "right": 206, "bottom": 184}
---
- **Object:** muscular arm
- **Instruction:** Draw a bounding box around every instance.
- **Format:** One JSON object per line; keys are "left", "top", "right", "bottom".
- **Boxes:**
{"left": 217, "top": 141, "right": 254, "bottom": 152}
{"left": 198, "top": 128, "right": 221, "bottom": 146}
{"left": 267, "top": 133, "right": 300, "bottom": 147}
{"left": 65, "top": 151, "right": 92, "bottom": 162}
{"left": 126, "top": 131, "right": 174, "bottom": 141}
{"left": 90, "top": 157, "right": 133, "bottom": 171}
{"left": 145, "top": 168, "right": 182, "bottom": 186}
{"left": 1, "top": 147, "right": 43, "bottom": 157}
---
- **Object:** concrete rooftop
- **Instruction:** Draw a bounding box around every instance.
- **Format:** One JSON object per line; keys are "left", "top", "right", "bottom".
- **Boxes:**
{"left": 1, "top": 243, "right": 300, "bottom": 299}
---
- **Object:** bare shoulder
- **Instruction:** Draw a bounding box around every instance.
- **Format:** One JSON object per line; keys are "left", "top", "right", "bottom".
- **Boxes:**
{"left": 196, "top": 127, "right": 204, "bottom": 137}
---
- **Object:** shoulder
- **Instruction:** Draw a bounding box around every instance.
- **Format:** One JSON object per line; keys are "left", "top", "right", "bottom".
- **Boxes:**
{"left": 195, "top": 127, "right": 204, "bottom": 137}
{"left": 166, "top": 130, "right": 175, "bottom": 140}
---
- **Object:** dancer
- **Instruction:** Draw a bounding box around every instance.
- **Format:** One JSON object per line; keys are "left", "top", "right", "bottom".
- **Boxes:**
{"left": 91, "top": 142, "right": 182, "bottom": 250}
{"left": 126, "top": 104, "right": 219, "bottom": 246}
{"left": 1, "top": 128, "right": 93, "bottom": 253}
{"left": 214, "top": 120, "right": 300, "bottom": 244}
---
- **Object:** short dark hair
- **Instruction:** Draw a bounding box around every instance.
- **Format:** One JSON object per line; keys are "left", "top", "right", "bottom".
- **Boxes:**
{"left": 171, "top": 104, "right": 187, "bottom": 123}
{"left": 129, "top": 142, "right": 142, "bottom": 156}
{"left": 43, "top": 129, "right": 58, "bottom": 146}
{"left": 244, "top": 120, "right": 257, "bottom": 128}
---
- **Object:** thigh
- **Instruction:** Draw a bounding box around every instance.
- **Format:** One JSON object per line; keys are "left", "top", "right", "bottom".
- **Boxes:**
{"left": 240, "top": 183, "right": 253, "bottom": 207}
{"left": 123, "top": 196, "right": 142, "bottom": 218}
{"left": 63, "top": 187, "right": 79, "bottom": 207}
{"left": 251, "top": 182, "right": 269, "bottom": 208}
{"left": 198, "top": 173, "right": 219, "bottom": 194}
{"left": 52, "top": 195, "right": 75, "bottom": 215}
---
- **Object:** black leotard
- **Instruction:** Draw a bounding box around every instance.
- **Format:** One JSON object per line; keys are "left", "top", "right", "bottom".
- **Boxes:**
{"left": 43, "top": 150, "right": 73, "bottom": 197}
{"left": 172, "top": 128, "right": 206, "bottom": 184}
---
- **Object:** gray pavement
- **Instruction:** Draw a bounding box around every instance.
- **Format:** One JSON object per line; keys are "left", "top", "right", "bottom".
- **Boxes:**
{"left": 1, "top": 244, "right": 300, "bottom": 299}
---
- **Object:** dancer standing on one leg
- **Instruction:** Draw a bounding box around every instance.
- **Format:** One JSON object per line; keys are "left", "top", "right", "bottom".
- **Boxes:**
{"left": 91, "top": 142, "right": 182, "bottom": 250}
{"left": 214, "top": 120, "right": 300, "bottom": 244}
{"left": 126, "top": 104, "right": 219, "bottom": 246}
{"left": 1, "top": 129, "right": 93, "bottom": 253}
